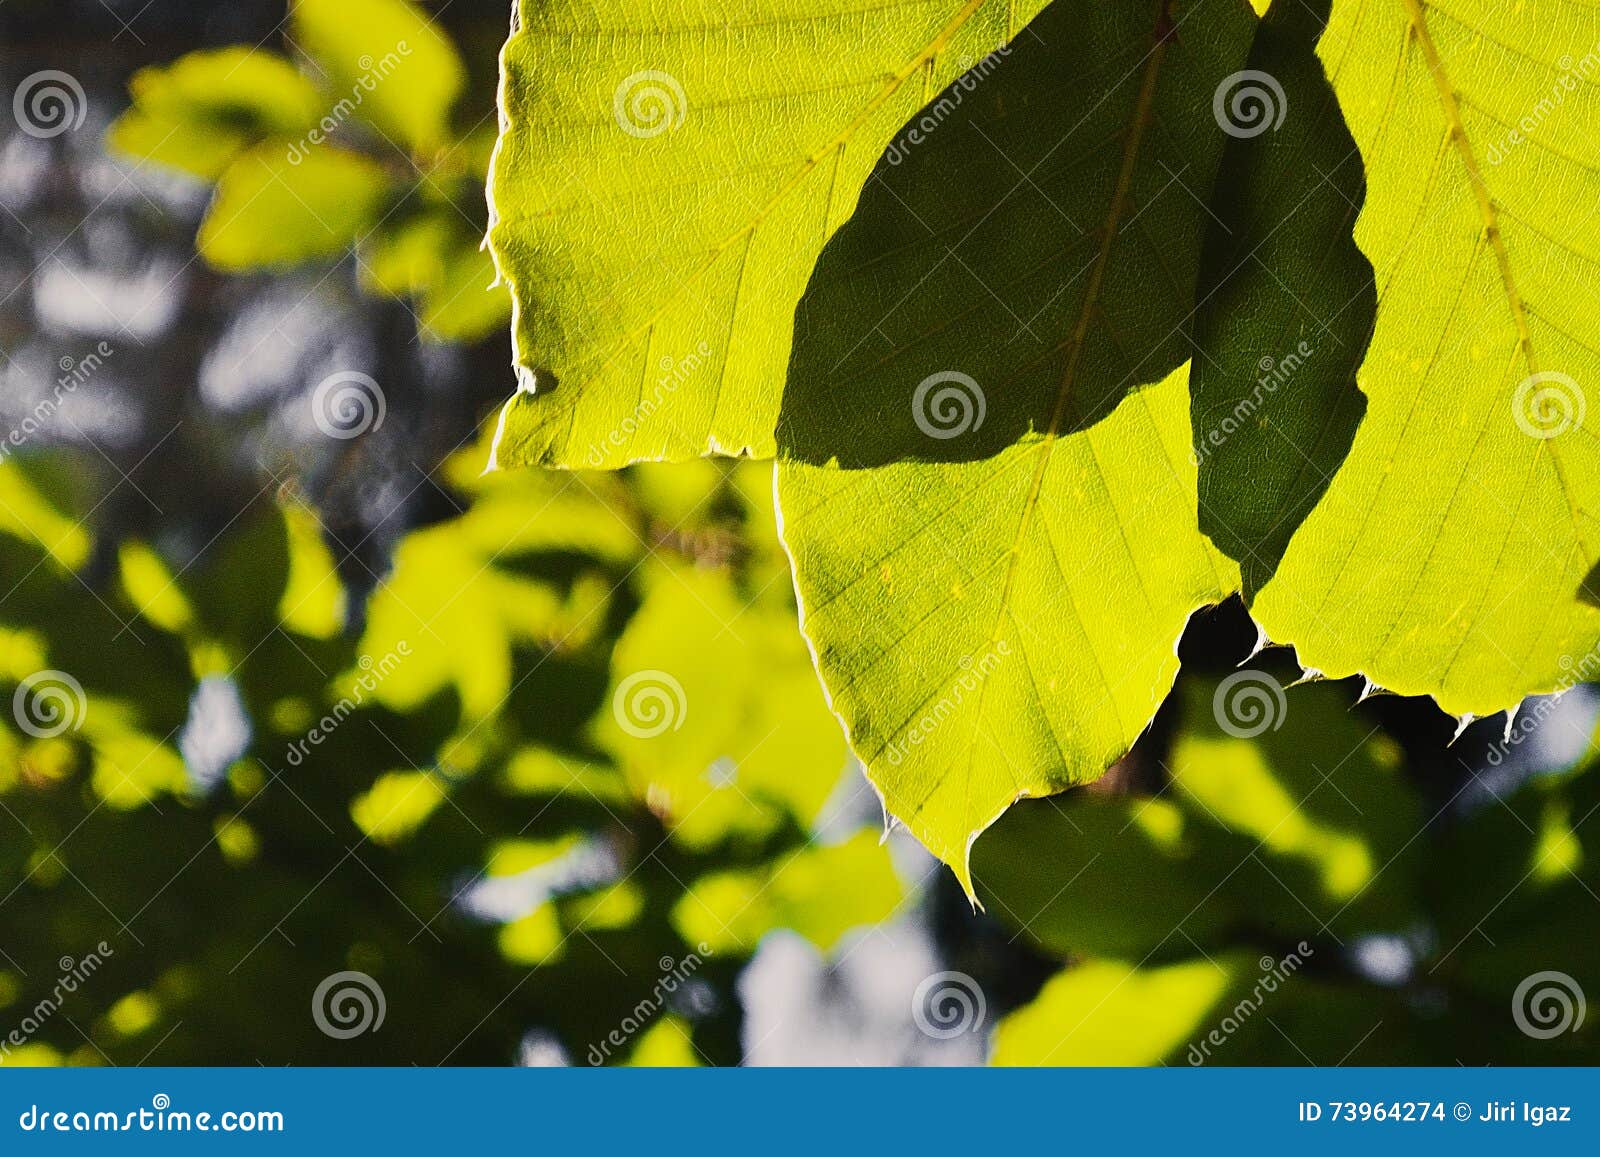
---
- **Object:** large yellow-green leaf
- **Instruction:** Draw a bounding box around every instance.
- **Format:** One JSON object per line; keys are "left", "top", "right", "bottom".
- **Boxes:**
{"left": 782, "top": 386, "right": 1235, "bottom": 894}
{"left": 1250, "top": 0, "right": 1600, "bottom": 714}
{"left": 484, "top": 0, "right": 1049, "bottom": 469}
{"left": 775, "top": 0, "right": 1255, "bottom": 891}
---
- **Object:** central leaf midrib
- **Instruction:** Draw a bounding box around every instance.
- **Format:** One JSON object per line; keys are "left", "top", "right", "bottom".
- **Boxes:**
{"left": 954, "top": 0, "right": 1178, "bottom": 799}
{"left": 1397, "top": 0, "right": 1592, "bottom": 564}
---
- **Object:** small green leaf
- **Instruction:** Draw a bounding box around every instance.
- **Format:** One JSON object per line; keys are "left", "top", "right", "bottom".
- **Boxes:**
{"left": 1168, "top": 675, "right": 1422, "bottom": 935}
{"left": 198, "top": 145, "right": 390, "bottom": 270}
{"left": 359, "top": 470, "right": 636, "bottom": 720}
{"left": 290, "top": 0, "right": 465, "bottom": 154}
{"left": 974, "top": 792, "right": 1244, "bottom": 959}
{"left": 107, "top": 47, "right": 323, "bottom": 179}
{"left": 992, "top": 955, "right": 1249, "bottom": 1065}
{"left": 362, "top": 211, "right": 511, "bottom": 342}
{"left": 621, "top": 1017, "right": 702, "bottom": 1067}
{"left": 593, "top": 567, "right": 849, "bottom": 848}
{"left": 670, "top": 831, "right": 905, "bottom": 953}
{"left": 349, "top": 770, "right": 448, "bottom": 844}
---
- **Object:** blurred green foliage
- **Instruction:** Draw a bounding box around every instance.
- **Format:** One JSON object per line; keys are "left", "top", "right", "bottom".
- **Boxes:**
{"left": 108, "top": 0, "right": 505, "bottom": 342}
{"left": 979, "top": 676, "right": 1600, "bottom": 1065}
{"left": 0, "top": 441, "right": 912, "bottom": 1064}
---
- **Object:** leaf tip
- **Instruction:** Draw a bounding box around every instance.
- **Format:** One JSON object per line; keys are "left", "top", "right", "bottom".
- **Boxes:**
{"left": 954, "top": 830, "right": 985, "bottom": 913}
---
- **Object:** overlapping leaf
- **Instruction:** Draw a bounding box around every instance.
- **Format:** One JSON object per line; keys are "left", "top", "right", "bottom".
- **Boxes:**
{"left": 482, "top": 0, "right": 1600, "bottom": 886}
{"left": 485, "top": 0, "right": 1048, "bottom": 468}
{"left": 777, "top": 0, "right": 1255, "bottom": 889}
{"left": 1189, "top": 0, "right": 1372, "bottom": 593}
{"left": 1248, "top": 0, "right": 1600, "bottom": 713}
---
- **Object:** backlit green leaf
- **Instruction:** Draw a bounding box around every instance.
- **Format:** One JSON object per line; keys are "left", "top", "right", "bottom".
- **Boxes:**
{"left": 974, "top": 792, "right": 1244, "bottom": 959}
{"left": 776, "top": 0, "right": 1255, "bottom": 890}
{"left": 358, "top": 468, "right": 635, "bottom": 720}
{"left": 199, "top": 145, "right": 390, "bottom": 271}
{"left": 670, "top": 831, "right": 906, "bottom": 953}
{"left": 1189, "top": 0, "right": 1372, "bottom": 593}
{"left": 593, "top": 567, "right": 849, "bottom": 848}
{"left": 107, "top": 47, "right": 323, "bottom": 179}
{"left": 992, "top": 955, "right": 1248, "bottom": 1065}
{"left": 1250, "top": 0, "right": 1600, "bottom": 715}
{"left": 485, "top": 0, "right": 1047, "bottom": 468}
{"left": 362, "top": 210, "right": 511, "bottom": 342}
{"left": 290, "top": 0, "right": 465, "bottom": 154}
